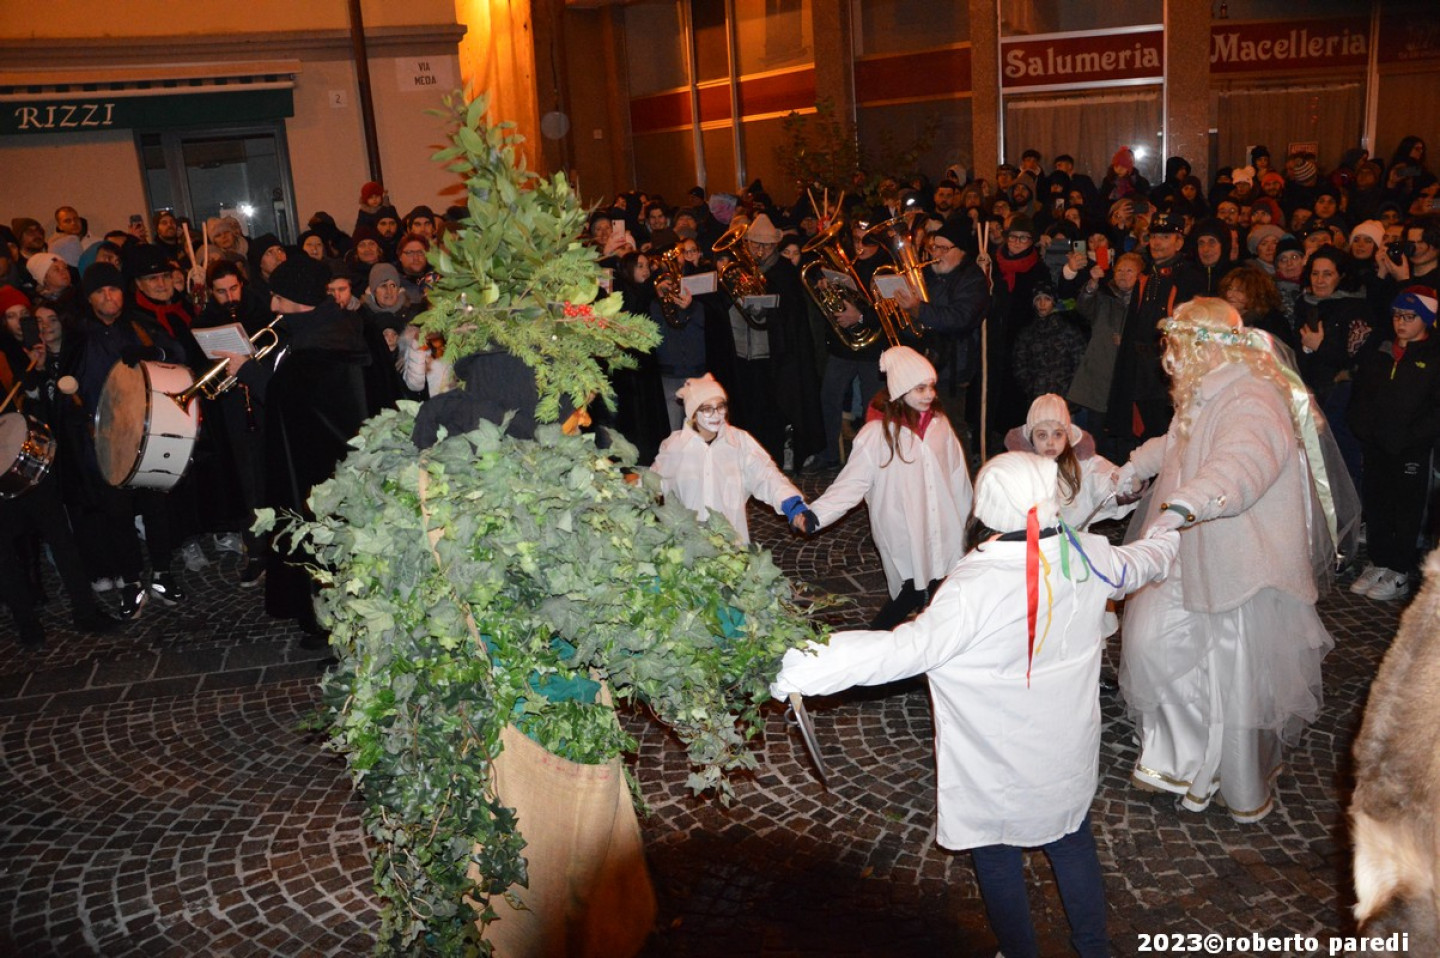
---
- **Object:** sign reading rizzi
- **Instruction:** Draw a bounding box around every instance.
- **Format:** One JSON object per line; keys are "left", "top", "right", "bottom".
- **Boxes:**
{"left": 13, "top": 102, "right": 117, "bottom": 131}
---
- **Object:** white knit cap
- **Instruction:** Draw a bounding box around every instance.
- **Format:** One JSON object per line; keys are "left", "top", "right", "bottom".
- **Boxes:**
{"left": 1350, "top": 219, "right": 1386, "bottom": 250}
{"left": 973, "top": 452, "right": 1059, "bottom": 532}
{"left": 1022, "top": 393, "right": 1082, "bottom": 446}
{"left": 879, "top": 345, "right": 936, "bottom": 401}
{"left": 27, "top": 252, "right": 63, "bottom": 286}
{"left": 676, "top": 373, "right": 726, "bottom": 421}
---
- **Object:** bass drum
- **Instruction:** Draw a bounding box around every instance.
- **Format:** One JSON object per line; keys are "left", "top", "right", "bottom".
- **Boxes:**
{"left": 94, "top": 360, "right": 199, "bottom": 491}
{"left": 0, "top": 412, "right": 56, "bottom": 499}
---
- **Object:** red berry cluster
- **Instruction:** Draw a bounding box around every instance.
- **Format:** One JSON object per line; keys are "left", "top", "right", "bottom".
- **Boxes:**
{"left": 560, "top": 301, "right": 607, "bottom": 328}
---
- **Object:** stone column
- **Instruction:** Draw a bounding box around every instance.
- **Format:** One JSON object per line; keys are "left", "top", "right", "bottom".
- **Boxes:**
{"left": 1165, "top": 0, "right": 1212, "bottom": 185}
{"left": 968, "top": 0, "right": 1000, "bottom": 175}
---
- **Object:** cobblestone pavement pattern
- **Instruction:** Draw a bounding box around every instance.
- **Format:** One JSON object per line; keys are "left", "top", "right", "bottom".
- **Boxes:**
{"left": 0, "top": 469, "right": 1408, "bottom": 956}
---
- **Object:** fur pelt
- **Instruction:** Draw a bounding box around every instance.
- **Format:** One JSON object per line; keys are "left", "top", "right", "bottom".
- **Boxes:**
{"left": 1351, "top": 547, "right": 1440, "bottom": 951}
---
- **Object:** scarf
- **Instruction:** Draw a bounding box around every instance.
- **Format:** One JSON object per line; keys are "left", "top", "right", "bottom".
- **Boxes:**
{"left": 996, "top": 248, "right": 1039, "bottom": 292}
{"left": 134, "top": 291, "right": 192, "bottom": 339}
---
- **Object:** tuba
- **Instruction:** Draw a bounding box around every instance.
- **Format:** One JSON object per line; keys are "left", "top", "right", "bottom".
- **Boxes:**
{"left": 862, "top": 216, "right": 930, "bottom": 343}
{"left": 712, "top": 221, "right": 771, "bottom": 329}
{"left": 799, "top": 220, "right": 883, "bottom": 351}
{"left": 653, "top": 246, "right": 689, "bottom": 328}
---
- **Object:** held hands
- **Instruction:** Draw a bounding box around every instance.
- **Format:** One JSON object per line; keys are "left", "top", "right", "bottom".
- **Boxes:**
{"left": 1146, "top": 509, "right": 1186, "bottom": 538}
{"left": 1116, "top": 462, "right": 1142, "bottom": 498}
{"left": 782, "top": 496, "right": 819, "bottom": 535}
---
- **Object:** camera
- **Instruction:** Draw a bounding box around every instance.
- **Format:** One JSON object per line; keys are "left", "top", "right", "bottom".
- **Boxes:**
{"left": 1387, "top": 241, "right": 1414, "bottom": 265}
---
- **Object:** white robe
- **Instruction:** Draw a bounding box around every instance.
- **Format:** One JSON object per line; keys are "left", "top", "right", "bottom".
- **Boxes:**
{"left": 776, "top": 530, "right": 1178, "bottom": 849}
{"left": 809, "top": 416, "right": 974, "bottom": 597}
{"left": 1058, "top": 453, "right": 1136, "bottom": 530}
{"left": 650, "top": 423, "right": 802, "bottom": 545}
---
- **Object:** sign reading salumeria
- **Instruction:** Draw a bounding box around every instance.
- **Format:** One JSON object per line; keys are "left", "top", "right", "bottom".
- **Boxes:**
{"left": 1002, "top": 26, "right": 1164, "bottom": 91}
{"left": 1210, "top": 17, "right": 1370, "bottom": 73}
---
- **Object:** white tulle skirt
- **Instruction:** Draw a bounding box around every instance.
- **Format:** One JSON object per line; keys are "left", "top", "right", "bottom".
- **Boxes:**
{"left": 1119, "top": 554, "right": 1333, "bottom": 817}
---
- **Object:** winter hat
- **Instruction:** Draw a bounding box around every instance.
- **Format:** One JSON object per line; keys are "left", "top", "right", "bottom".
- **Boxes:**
{"left": 1230, "top": 165, "right": 1255, "bottom": 187}
{"left": 1350, "top": 220, "right": 1387, "bottom": 250}
{"left": 879, "top": 345, "right": 936, "bottom": 401}
{"left": 1259, "top": 171, "right": 1286, "bottom": 191}
{"left": 1246, "top": 224, "right": 1285, "bottom": 255}
{"left": 676, "top": 373, "right": 726, "bottom": 420}
{"left": 1023, "top": 394, "right": 1082, "bottom": 447}
{"left": 0, "top": 285, "right": 32, "bottom": 316}
{"left": 932, "top": 217, "right": 976, "bottom": 255}
{"left": 1250, "top": 145, "right": 1271, "bottom": 164}
{"left": 206, "top": 216, "right": 237, "bottom": 239}
{"left": 405, "top": 205, "right": 437, "bottom": 227}
{"left": 973, "top": 452, "right": 1060, "bottom": 532}
{"left": 49, "top": 234, "right": 81, "bottom": 267}
{"left": 1275, "top": 237, "right": 1305, "bottom": 260}
{"left": 367, "top": 262, "right": 402, "bottom": 292}
{"left": 1032, "top": 281, "right": 1057, "bottom": 304}
{"left": 745, "top": 213, "right": 783, "bottom": 244}
{"left": 1006, "top": 215, "right": 1036, "bottom": 238}
{"left": 27, "top": 252, "right": 64, "bottom": 286}
{"left": 1286, "top": 156, "right": 1318, "bottom": 183}
{"left": 268, "top": 255, "right": 331, "bottom": 307}
{"left": 10, "top": 217, "right": 41, "bottom": 241}
{"left": 351, "top": 225, "right": 382, "bottom": 249}
{"left": 1250, "top": 197, "right": 1284, "bottom": 224}
{"left": 1394, "top": 287, "right": 1439, "bottom": 328}
{"left": 360, "top": 181, "right": 385, "bottom": 204}
{"left": 1110, "top": 147, "right": 1135, "bottom": 172}
{"left": 1148, "top": 210, "right": 1185, "bottom": 235}
{"left": 82, "top": 262, "right": 124, "bottom": 296}
{"left": 1192, "top": 217, "right": 1229, "bottom": 248}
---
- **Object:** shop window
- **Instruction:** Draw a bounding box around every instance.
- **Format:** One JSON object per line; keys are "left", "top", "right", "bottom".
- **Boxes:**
{"left": 138, "top": 123, "right": 297, "bottom": 246}
{"left": 1004, "top": 89, "right": 1163, "bottom": 185}
{"left": 853, "top": 0, "right": 967, "bottom": 57}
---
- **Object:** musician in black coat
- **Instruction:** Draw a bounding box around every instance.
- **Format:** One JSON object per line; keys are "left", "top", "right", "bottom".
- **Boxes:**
{"left": 230, "top": 255, "right": 370, "bottom": 641}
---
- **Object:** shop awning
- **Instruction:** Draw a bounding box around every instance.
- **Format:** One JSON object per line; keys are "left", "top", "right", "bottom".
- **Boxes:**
{"left": 0, "top": 60, "right": 301, "bottom": 137}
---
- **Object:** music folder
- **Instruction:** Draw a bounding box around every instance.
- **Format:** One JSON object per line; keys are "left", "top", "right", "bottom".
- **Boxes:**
{"left": 680, "top": 271, "right": 717, "bottom": 295}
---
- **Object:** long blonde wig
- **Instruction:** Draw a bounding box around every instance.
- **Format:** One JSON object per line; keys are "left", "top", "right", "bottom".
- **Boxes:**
{"left": 1159, "top": 297, "right": 1300, "bottom": 441}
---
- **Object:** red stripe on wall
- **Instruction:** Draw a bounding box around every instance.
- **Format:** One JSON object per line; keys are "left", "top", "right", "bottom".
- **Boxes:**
{"left": 630, "top": 67, "right": 816, "bottom": 134}
{"left": 856, "top": 47, "right": 972, "bottom": 104}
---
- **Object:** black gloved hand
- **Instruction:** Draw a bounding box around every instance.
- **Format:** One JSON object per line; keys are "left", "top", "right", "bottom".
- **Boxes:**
{"left": 800, "top": 509, "right": 819, "bottom": 536}
{"left": 120, "top": 344, "right": 160, "bottom": 367}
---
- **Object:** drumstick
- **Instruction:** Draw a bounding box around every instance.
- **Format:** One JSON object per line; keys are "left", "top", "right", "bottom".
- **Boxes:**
{"left": 0, "top": 354, "right": 41, "bottom": 416}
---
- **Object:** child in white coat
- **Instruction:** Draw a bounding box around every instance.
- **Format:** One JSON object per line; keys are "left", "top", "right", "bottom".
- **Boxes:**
{"left": 1007, "top": 394, "right": 1135, "bottom": 530}
{"left": 649, "top": 374, "right": 816, "bottom": 546}
{"left": 773, "top": 453, "right": 1180, "bottom": 958}
{"left": 806, "top": 346, "right": 973, "bottom": 629}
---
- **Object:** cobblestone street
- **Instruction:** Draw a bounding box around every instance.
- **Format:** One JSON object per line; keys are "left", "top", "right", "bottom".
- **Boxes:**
{"left": 0, "top": 468, "right": 1409, "bottom": 957}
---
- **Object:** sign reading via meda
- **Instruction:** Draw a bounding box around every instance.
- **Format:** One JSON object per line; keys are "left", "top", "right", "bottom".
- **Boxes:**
{"left": 396, "top": 58, "right": 457, "bottom": 93}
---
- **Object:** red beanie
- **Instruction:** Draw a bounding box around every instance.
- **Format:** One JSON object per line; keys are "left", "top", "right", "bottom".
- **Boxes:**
{"left": 0, "top": 285, "right": 32, "bottom": 316}
{"left": 1111, "top": 147, "right": 1135, "bottom": 171}
{"left": 360, "top": 181, "right": 385, "bottom": 204}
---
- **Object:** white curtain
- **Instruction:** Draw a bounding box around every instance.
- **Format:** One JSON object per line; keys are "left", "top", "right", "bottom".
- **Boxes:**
{"left": 1004, "top": 89, "right": 1163, "bottom": 184}
{"left": 1215, "top": 82, "right": 1364, "bottom": 172}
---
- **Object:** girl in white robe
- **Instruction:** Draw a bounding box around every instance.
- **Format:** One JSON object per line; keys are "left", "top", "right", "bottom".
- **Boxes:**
{"left": 774, "top": 452, "right": 1179, "bottom": 958}
{"left": 1008, "top": 393, "right": 1136, "bottom": 530}
{"left": 650, "top": 374, "right": 814, "bottom": 546}
{"left": 806, "top": 346, "right": 973, "bottom": 629}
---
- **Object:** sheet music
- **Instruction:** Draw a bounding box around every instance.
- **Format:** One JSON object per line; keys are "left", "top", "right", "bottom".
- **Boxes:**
{"left": 741, "top": 294, "right": 779, "bottom": 310}
{"left": 872, "top": 274, "right": 915, "bottom": 301}
{"left": 680, "top": 271, "right": 717, "bottom": 295}
{"left": 190, "top": 323, "right": 254, "bottom": 360}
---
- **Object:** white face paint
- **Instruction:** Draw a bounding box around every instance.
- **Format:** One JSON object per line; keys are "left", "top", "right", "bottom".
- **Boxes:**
{"left": 693, "top": 400, "right": 728, "bottom": 438}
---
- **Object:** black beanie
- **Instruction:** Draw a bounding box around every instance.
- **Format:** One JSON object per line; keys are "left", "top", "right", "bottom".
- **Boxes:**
{"left": 268, "top": 255, "right": 331, "bottom": 307}
{"left": 83, "top": 262, "right": 125, "bottom": 296}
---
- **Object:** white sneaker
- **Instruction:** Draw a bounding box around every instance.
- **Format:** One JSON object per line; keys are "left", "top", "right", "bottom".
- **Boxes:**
{"left": 213, "top": 532, "right": 244, "bottom": 556}
{"left": 1366, "top": 570, "right": 1410, "bottom": 601}
{"left": 91, "top": 577, "right": 115, "bottom": 593}
{"left": 1348, "top": 564, "right": 1386, "bottom": 595}
{"left": 179, "top": 541, "right": 210, "bottom": 572}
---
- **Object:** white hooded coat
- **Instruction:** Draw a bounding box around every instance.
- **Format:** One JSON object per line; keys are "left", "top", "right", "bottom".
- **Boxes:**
{"left": 809, "top": 416, "right": 973, "bottom": 597}
{"left": 650, "top": 423, "right": 802, "bottom": 545}
{"left": 775, "top": 530, "right": 1178, "bottom": 849}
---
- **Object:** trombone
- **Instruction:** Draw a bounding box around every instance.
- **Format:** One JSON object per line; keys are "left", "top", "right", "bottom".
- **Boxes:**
{"left": 169, "top": 314, "right": 284, "bottom": 413}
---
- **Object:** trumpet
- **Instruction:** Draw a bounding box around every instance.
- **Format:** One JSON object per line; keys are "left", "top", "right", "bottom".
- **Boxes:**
{"left": 169, "top": 314, "right": 284, "bottom": 413}
{"left": 712, "top": 221, "right": 770, "bottom": 329}
{"left": 653, "top": 246, "right": 689, "bottom": 328}
{"left": 863, "top": 216, "right": 931, "bottom": 342}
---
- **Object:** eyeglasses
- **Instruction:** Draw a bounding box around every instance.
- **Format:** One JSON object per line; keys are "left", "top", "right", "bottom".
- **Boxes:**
{"left": 695, "top": 403, "right": 728, "bottom": 416}
{"left": 930, "top": 242, "right": 956, "bottom": 253}
{"left": 1395, "top": 310, "right": 1421, "bottom": 322}
{"left": 400, "top": 248, "right": 427, "bottom": 257}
